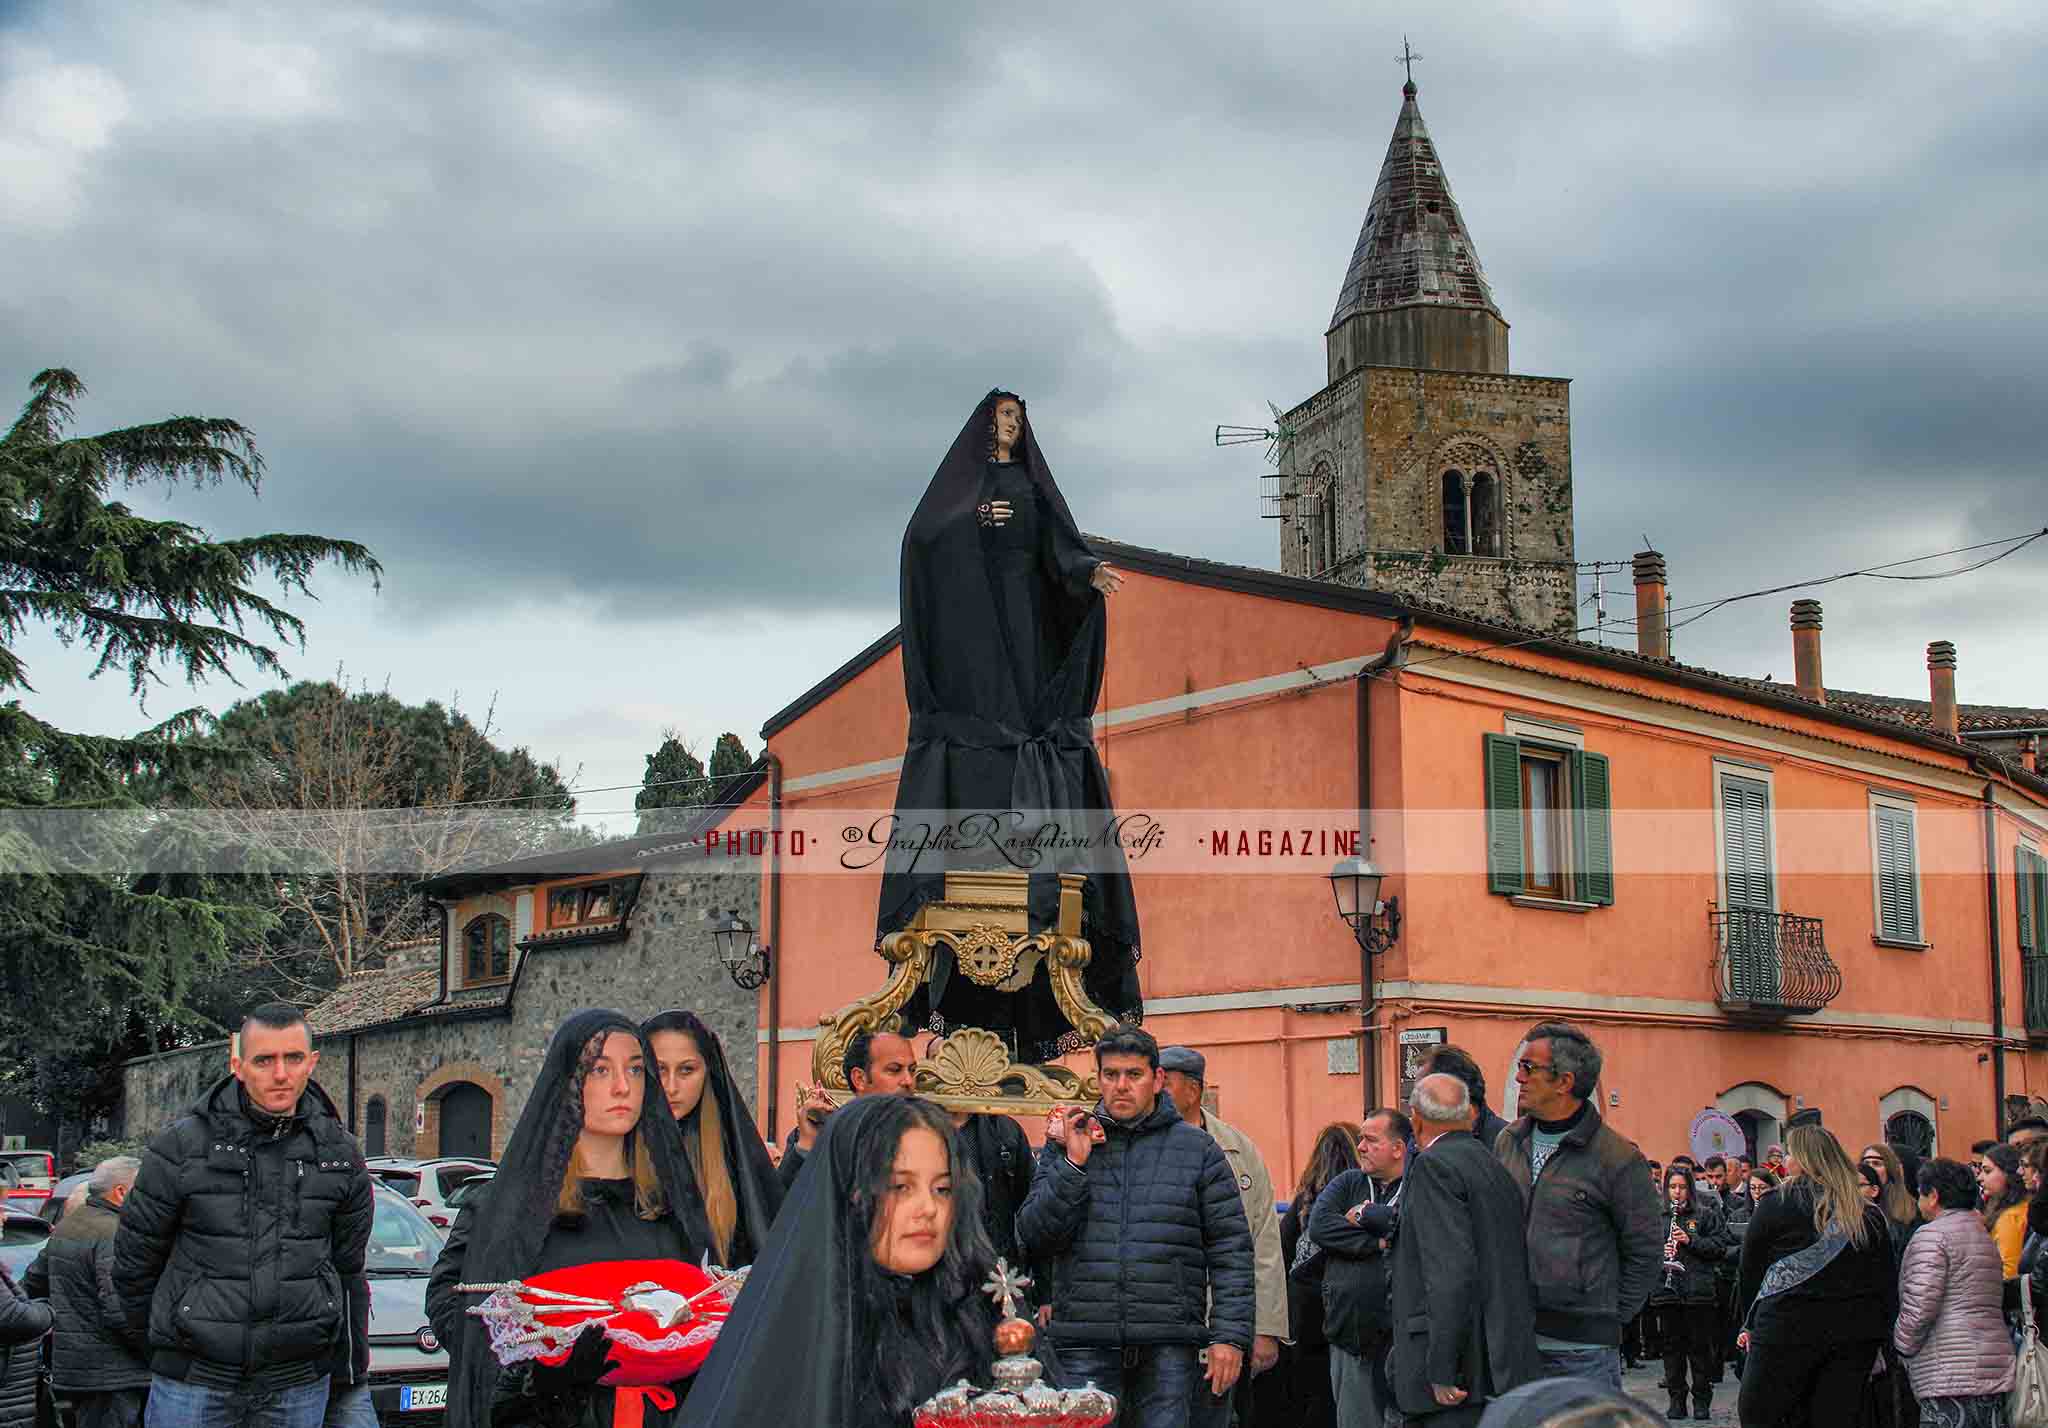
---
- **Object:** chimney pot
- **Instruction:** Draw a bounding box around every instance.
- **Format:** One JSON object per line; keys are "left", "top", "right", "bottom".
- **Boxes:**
{"left": 1927, "top": 640, "right": 1958, "bottom": 739}
{"left": 1631, "top": 550, "right": 1670, "bottom": 659}
{"left": 1789, "top": 600, "right": 1825, "bottom": 704}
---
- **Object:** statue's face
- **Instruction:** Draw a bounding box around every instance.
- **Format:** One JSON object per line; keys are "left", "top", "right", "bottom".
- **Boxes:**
{"left": 992, "top": 399, "right": 1022, "bottom": 452}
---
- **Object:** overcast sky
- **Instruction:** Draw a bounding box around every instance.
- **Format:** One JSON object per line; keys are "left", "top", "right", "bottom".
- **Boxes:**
{"left": 5, "top": 0, "right": 2045, "bottom": 825}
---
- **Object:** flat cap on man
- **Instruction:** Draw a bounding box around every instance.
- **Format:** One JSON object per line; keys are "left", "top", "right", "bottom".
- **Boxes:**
{"left": 1159, "top": 1046, "right": 1206, "bottom": 1081}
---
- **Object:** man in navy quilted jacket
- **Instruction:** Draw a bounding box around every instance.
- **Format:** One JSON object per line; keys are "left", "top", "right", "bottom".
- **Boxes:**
{"left": 1018, "top": 1026, "right": 1255, "bottom": 1428}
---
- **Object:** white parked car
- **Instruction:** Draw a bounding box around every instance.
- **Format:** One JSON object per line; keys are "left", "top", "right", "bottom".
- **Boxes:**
{"left": 366, "top": 1156, "right": 495, "bottom": 1232}
{"left": 363, "top": 1181, "right": 450, "bottom": 1422}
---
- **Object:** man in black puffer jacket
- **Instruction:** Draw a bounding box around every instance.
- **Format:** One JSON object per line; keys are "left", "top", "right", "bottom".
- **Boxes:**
{"left": 113, "top": 1003, "right": 373, "bottom": 1428}
{"left": 24, "top": 1155, "right": 150, "bottom": 1427}
{"left": 1018, "top": 1027, "right": 1253, "bottom": 1428}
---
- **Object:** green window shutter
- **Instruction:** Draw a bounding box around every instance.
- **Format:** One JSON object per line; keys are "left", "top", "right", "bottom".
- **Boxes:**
{"left": 1873, "top": 805, "right": 1919, "bottom": 940}
{"left": 1572, "top": 750, "right": 1615, "bottom": 906}
{"left": 2020, "top": 848, "right": 2039, "bottom": 958}
{"left": 1721, "top": 775, "right": 1773, "bottom": 911}
{"left": 2036, "top": 854, "right": 2048, "bottom": 963}
{"left": 1484, "top": 733, "right": 1524, "bottom": 895}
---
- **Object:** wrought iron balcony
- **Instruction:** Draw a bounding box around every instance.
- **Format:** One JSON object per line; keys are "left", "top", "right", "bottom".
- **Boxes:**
{"left": 1710, "top": 907, "right": 1842, "bottom": 1016}
{"left": 2023, "top": 956, "right": 2048, "bottom": 1042}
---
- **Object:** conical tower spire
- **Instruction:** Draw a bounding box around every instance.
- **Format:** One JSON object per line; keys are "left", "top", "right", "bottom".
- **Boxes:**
{"left": 1325, "top": 76, "right": 1508, "bottom": 380}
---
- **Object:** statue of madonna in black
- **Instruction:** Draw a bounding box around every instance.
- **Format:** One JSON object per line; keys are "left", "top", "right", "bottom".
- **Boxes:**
{"left": 881, "top": 390, "right": 1143, "bottom": 1057}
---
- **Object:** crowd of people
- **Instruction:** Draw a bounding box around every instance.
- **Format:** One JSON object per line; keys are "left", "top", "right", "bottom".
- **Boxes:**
{"left": 2, "top": 1002, "right": 2044, "bottom": 1428}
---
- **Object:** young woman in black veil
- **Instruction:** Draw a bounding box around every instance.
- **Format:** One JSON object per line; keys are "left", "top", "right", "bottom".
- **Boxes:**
{"left": 427, "top": 1009, "right": 716, "bottom": 1428}
{"left": 884, "top": 389, "right": 1144, "bottom": 1059}
{"left": 641, "top": 1009, "right": 783, "bottom": 1266}
{"left": 675, "top": 1095, "right": 998, "bottom": 1428}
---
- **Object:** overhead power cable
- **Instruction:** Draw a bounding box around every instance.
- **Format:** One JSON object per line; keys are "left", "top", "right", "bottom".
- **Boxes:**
{"left": 1381, "top": 526, "right": 2047, "bottom": 679}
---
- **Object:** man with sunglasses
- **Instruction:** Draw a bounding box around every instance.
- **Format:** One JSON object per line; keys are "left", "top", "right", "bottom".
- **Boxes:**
{"left": 1496, "top": 1021, "right": 1662, "bottom": 1393}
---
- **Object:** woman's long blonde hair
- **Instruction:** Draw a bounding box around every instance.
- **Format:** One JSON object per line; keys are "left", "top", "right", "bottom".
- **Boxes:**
{"left": 644, "top": 1016, "right": 741, "bottom": 1264}
{"left": 690, "top": 1078, "right": 737, "bottom": 1264}
{"left": 556, "top": 1135, "right": 667, "bottom": 1221}
{"left": 1860, "top": 1142, "right": 1916, "bottom": 1227}
{"left": 1785, "top": 1125, "right": 1873, "bottom": 1248}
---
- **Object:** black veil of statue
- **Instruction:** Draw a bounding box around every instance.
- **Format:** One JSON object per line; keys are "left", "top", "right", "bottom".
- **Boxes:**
{"left": 879, "top": 389, "right": 1142, "bottom": 1057}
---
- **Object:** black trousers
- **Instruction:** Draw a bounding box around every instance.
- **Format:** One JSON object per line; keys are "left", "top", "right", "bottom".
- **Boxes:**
{"left": 1656, "top": 1302, "right": 1719, "bottom": 1405}
{"left": 1713, "top": 1277, "right": 1735, "bottom": 1368}
{"left": 1738, "top": 1336, "right": 1885, "bottom": 1428}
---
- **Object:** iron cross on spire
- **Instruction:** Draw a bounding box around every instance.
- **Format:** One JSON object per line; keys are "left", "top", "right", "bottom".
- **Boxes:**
{"left": 1397, "top": 36, "right": 1423, "bottom": 86}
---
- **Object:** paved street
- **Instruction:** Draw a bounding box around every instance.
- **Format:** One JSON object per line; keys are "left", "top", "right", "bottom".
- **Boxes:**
{"left": 1621, "top": 1359, "right": 1740, "bottom": 1427}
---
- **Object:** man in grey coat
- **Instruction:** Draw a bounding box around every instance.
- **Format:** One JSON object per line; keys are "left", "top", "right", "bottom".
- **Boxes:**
{"left": 1388, "top": 1074, "right": 1541, "bottom": 1428}
{"left": 24, "top": 1156, "right": 149, "bottom": 1428}
{"left": 1496, "top": 1021, "right": 1662, "bottom": 1392}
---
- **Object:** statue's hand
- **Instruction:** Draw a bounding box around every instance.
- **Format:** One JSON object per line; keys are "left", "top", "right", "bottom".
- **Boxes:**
{"left": 1090, "top": 563, "right": 1123, "bottom": 596}
{"left": 977, "top": 500, "right": 1013, "bottom": 528}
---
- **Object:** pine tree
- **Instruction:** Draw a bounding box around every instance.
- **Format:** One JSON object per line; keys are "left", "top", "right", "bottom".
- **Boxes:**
{"left": 635, "top": 729, "right": 709, "bottom": 833}
{"left": 707, "top": 731, "right": 753, "bottom": 782}
{"left": 0, "top": 369, "right": 380, "bottom": 1088}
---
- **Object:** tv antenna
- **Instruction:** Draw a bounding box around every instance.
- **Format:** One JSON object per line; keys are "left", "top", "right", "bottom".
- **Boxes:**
{"left": 1215, "top": 399, "right": 1305, "bottom": 520}
{"left": 1576, "top": 558, "right": 1632, "bottom": 646}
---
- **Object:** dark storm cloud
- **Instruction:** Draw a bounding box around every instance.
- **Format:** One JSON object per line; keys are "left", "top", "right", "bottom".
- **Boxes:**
{"left": 1, "top": 0, "right": 2044, "bottom": 713}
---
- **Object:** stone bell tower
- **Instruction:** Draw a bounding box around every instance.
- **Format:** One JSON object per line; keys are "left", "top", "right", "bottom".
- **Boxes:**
{"left": 1275, "top": 74, "right": 1577, "bottom": 635}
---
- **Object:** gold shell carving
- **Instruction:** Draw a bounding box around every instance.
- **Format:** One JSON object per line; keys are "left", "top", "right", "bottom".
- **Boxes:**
{"left": 915, "top": 1028, "right": 1098, "bottom": 1113}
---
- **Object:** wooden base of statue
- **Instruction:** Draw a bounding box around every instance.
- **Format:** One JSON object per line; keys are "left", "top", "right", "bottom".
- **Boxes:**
{"left": 813, "top": 871, "right": 1121, "bottom": 1115}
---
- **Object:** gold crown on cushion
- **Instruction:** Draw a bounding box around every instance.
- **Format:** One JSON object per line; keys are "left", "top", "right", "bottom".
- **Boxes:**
{"left": 911, "top": 1261, "right": 1116, "bottom": 1428}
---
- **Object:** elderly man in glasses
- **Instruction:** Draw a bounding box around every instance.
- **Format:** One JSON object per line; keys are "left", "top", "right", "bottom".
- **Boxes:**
{"left": 1496, "top": 1021, "right": 1663, "bottom": 1395}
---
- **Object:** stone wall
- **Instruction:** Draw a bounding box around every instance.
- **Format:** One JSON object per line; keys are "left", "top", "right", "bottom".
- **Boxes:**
{"left": 119, "top": 852, "right": 762, "bottom": 1159}
{"left": 1277, "top": 363, "right": 1576, "bottom": 634}
{"left": 1359, "top": 551, "right": 1577, "bottom": 635}
{"left": 119, "top": 1041, "right": 232, "bottom": 1140}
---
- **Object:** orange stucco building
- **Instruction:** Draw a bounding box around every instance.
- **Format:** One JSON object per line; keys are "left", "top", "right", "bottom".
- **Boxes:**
{"left": 728, "top": 77, "right": 2048, "bottom": 1190}
{"left": 743, "top": 540, "right": 2048, "bottom": 1192}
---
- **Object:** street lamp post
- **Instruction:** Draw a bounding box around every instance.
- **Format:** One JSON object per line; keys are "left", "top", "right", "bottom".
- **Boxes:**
{"left": 708, "top": 909, "right": 771, "bottom": 991}
{"left": 1328, "top": 857, "right": 1401, "bottom": 958}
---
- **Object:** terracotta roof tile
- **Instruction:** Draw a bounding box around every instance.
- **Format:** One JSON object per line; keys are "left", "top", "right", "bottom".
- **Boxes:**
{"left": 305, "top": 964, "right": 440, "bottom": 1036}
{"left": 1331, "top": 81, "right": 1500, "bottom": 329}
{"left": 1757, "top": 686, "right": 2048, "bottom": 734}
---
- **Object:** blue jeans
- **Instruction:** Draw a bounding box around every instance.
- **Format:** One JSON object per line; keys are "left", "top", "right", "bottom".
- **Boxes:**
{"left": 1537, "top": 1343, "right": 1624, "bottom": 1393}
{"left": 1330, "top": 1345, "right": 1383, "bottom": 1428}
{"left": 1060, "top": 1344, "right": 1201, "bottom": 1428}
{"left": 145, "top": 1373, "right": 331, "bottom": 1428}
{"left": 321, "top": 1382, "right": 379, "bottom": 1428}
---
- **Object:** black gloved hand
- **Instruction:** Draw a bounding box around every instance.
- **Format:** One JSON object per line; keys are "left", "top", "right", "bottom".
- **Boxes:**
{"left": 528, "top": 1322, "right": 616, "bottom": 1397}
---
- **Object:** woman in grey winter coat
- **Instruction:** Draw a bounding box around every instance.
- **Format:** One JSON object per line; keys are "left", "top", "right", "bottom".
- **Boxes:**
{"left": 1894, "top": 1158, "right": 2015, "bottom": 1428}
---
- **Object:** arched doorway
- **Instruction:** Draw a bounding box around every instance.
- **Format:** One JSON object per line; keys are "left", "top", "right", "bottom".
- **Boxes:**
{"left": 363, "top": 1096, "right": 387, "bottom": 1158}
{"left": 1880, "top": 1086, "right": 1939, "bottom": 1158}
{"left": 1718, "top": 1082, "right": 1789, "bottom": 1163}
{"left": 1885, "top": 1110, "right": 1936, "bottom": 1159}
{"left": 439, "top": 1082, "right": 492, "bottom": 1159}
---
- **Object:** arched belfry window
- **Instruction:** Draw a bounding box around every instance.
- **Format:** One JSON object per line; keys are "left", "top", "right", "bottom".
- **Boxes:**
{"left": 1442, "top": 472, "right": 1469, "bottom": 555}
{"left": 1471, "top": 472, "right": 1500, "bottom": 556}
{"left": 1317, "top": 482, "right": 1337, "bottom": 574}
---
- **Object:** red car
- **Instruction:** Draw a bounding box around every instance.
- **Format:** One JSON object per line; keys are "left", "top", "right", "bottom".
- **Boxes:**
{"left": 0, "top": 1151, "right": 56, "bottom": 1212}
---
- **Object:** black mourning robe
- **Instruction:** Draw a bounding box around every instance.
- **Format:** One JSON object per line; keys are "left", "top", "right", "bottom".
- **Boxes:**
{"left": 640, "top": 1009, "right": 784, "bottom": 1268}
{"left": 881, "top": 390, "right": 1143, "bottom": 1057}
{"left": 672, "top": 1096, "right": 997, "bottom": 1428}
{"left": 427, "top": 1009, "right": 714, "bottom": 1428}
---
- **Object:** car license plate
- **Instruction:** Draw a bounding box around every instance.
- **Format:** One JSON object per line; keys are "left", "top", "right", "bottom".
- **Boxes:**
{"left": 400, "top": 1384, "right": 448, "bottom": 1411}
